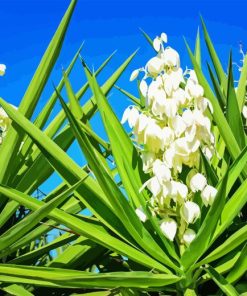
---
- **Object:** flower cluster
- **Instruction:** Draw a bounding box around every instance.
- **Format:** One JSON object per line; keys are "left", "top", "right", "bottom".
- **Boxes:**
{"left": 122, "top": 33, "right": 217, "bottom": 245}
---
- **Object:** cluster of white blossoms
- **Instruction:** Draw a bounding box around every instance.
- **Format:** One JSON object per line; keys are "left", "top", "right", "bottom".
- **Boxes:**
{"left": 122, "top": 33, "right": 218, "bottom": 246}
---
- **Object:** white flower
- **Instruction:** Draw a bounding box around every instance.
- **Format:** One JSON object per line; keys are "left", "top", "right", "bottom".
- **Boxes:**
{"left": 185, "top": 79, "right": 204, "bottom": 99}
{"left": 146, "top": 57, "right": 164, "bottom": 76}
{"left": 161, "top": 32, "right": 167, "bottom": 43}
{"left": 140, "top": 79, "right": 148, "bottom": 97}
{"left": 163, "top": 99, "right": 178, "bottom": 118}
{"left": 189, "top": 173, "right": 207, "bottom": 192}
{"left": 162, "top": 47, "right": 180, "bottom": 69}
{"left": 152, "top": 159, "right": 171, "bottom": 182}
{"left": 130, "top": 69, "right": 140, "bottom": 81}
{"left": 141, "top": 151, "right": 156, "bottom": 173}
{"left": 201, "top": 185, "right": 218, "bottom": 207}
{"left": 0, "top": 64, "right": 6, "bottom": 76}
{"left": 135, "top": 206, "right": 147, "bottom": 222}
{"left": 160, "top": 217, "right": 177, "bottom": 241}
{"left": 153, "top": 37, "right": 162, "bottom": 52}
{"left": 144, "top": 121, "right": 163, "bottom": 153}
{"left": 163, "top": 68, "right": 183, "bottom": 96}
{"left": 181, "top": 201, "right": 200, "bottom": 224}
{"left": 183, "top": 228, "right": 196, "bottom": 245}
{"left": 243, "top": 105, "right": 247, "bottom": 119}
{"left": 171, "top": 115, "right": 186, "bottom": 137}
{"left": 161, "top": 127, "right": 174, "bottom": 148}
{"left": 142, "top": 176, "right": 162, "bottom": 197}
{"left": 121, "top": 106, "right": 139, "bottom": 128}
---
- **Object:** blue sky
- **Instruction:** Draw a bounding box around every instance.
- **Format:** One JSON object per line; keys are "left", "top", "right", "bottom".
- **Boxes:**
{"left": 0, "top": 0, "right": 247, "bottom": 192}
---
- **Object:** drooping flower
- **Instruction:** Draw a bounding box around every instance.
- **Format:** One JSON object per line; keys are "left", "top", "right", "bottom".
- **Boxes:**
{"left": 121, "top": 106, "right": 139, "bottom": 128}
{"left": 181, "top": 201, "right": 200, "bottom": 224}
{"left": 201, "top": 185, "right": 218, "bottom": 207}
{"left": 130, "top": 69, "right": 140, "bottom": 81}
{"left": 189, "top": 173, "right": 207, "bottom": 192}
{"left": 160, "top": 217, "right": 177, "bottom": 241}
{"left": 183, "top": 228, "right": 196, "bottom": 245}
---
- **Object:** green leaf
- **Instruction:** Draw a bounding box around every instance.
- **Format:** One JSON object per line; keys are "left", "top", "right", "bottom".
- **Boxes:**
{"left": 0, "top": 0, "right": 77, "bottom": 187}
{"left": 1, "top": 284, "right": 34, "bottom": 296}
{"left": 0, "top": 185, "right": 170, "bottom": 273}
{"left": 0, "top": 179, "right": 84, "bottom": 252}
{"left": 226, "top": 244, "right": 247, "bottom": 284}
{"left": 194, "top": 27, "right": 201, "bottom": 67}
{"left": 226, "top": 52, "right": 245, "bottom": 149}
{"left": 237, "top": 53, "right": 247, "bottom": 110}
{"left": 205, "top": 266, "right": 239, "bottom": 296}
{"left": 201, "top": 16, "right": 227, "bottom": 93}
{"left": 196, "top": 225, "right": 247, "bottom": 266}
{"left": 139, "top": 28, "right": 154, "bottom": 48}
{"left": 0, "top": 265, "right": 180, "bottom": 289}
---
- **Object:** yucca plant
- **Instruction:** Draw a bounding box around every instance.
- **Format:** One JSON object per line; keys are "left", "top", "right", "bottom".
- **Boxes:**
{"left": 0, "top": 1, "right": 246, "bottom": 295}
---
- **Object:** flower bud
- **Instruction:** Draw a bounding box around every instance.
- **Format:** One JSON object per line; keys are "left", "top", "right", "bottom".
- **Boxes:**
{"left": 181, "top": 201, "right": 200, "bottom": 224}
{"left": 146, "top": 57, "right": 164, "bottom": 76}
{"left": 189, "top": 173, "right": 207, "bottom": 192}
{"left": 183, "top": 228, "right": 196, "bottom": 245}
{"left": 130, "top": 69, "right": 139, "bottom": 81}
{"left": 201, "top": 185, "right": 218, "bottom": 207}
{"left": 160, "top": 217, "right": 177, "bottom": 241}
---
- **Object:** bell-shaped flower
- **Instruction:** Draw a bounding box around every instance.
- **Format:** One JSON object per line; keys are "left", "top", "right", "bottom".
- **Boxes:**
{"left": 183, "top": 228, "right": 196, "bottom": 245}
{"left": 141, "top": 176, "right": 162, "bottom": 197}
{"left": 141, "top": 151, "right": 156, "bottom": 173}
{"left": 181, "top": 201, "right": 200, "bottom": 224}
{"left": 160, "top": 217, "right": 177, "bottom": 241}
{"left": 130, "top": 69, "right": 140, "bottom": 81}
{"left": 161, "top": 127, "right": 174, "bottom": 148}
{"left": 146, "top": 57, "right": 164, "bottom": 76}
{"left": 152, "top": 159, "right": 171, "bottom": 183}
{"left": 153, "top": 37, "right": 162, "bottom": 52}
{"left": 189, "top": 173, "right": 207, "bottom": 192}
{"left": 135, "top": 206, "right": 147, "bottom": 222}
{"left": 161, "top": 32, "right": 168, "bottom": 43}
{"left": 243, "top": 105, "right": 247, "bottom": 119}
{"left": 139, "top": 79, "right": 148, "bottom": 97}
{"left": 151, "top": 89, "right": 167, "bottom": 117}
{"left": 164, "top": 99, "right": 178, "bottom": 118}
{"left": 185, "top": 79, "right": 204, "bottom": 99}
{"left": 171, "top": 115, "right": 186, "bottom": 137}
{"left": 144, "top": 121, "right": 163, "bottom": 153}
{"left": 201, "top": 185, "right": 218, "bottom": 207}
{"left": 163, "top": 68, "right": 183, "bottom": 96}
{"left": 168, "top": 180, "right": 188, "bottom": 201}
{"left": 162, "top": 47, "right": 180, "bottom": 69}
{"left": 0, "top": 64, "right": 6, "bottom": 76}
{"left": 121, "top": 106, "right": 139, "bottom": 128}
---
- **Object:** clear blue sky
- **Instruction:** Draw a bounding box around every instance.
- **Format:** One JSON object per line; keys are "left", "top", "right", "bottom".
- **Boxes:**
{"left": 0, "top": 0, "right": 246, "bottom": 192}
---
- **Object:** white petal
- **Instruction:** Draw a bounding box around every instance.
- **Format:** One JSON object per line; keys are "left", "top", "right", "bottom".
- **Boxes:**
{"left": 161, "top": 32, "right": 168, "bottom": 43}
{"left": 153, "top": 160, "right": 171, "bottom": 182}
{"left": 181, "top": 201, "right": 200, "bottom": 224}
{"left": 130, "top": 69, "right": 139, "bottom": 81}
{"left": 183, "top": 228, "right": 196, "bottom": 245}
{"left": 160, "top": 218, "right": 177, "bottom": 241}
{"left": 190, "top": 173, "right": 207, "bottom": 192}
{"left": 128, "top": 108, "right": 139, "bottom": 128}
{"left": 162, "top": 47, "right": 180, "bottom": 69}
{"left": 135, "top": 206, "right": 147, "bottom": 222}
{"left": 140, "top": 79, "right": 148, "bottom": 97}
{"left": 147, "top": 176, "right": 162, "bottom": 197}
{"left": 146, "top": 57, "right": 164, "bottom": 76}
{"left": 243, "top": 105, "right": 247, "bottom": 119}
{"left": 153, "top": 37, "right": 161, "bottom": 52}
{"left": 121, "top": 107, "right": 131, "bottom": 124}
{"left": 0, "top": 64, "right": 6, "bottom": 76}
{"left": 201, "top": 185, "right": 217, "bottom": 207}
